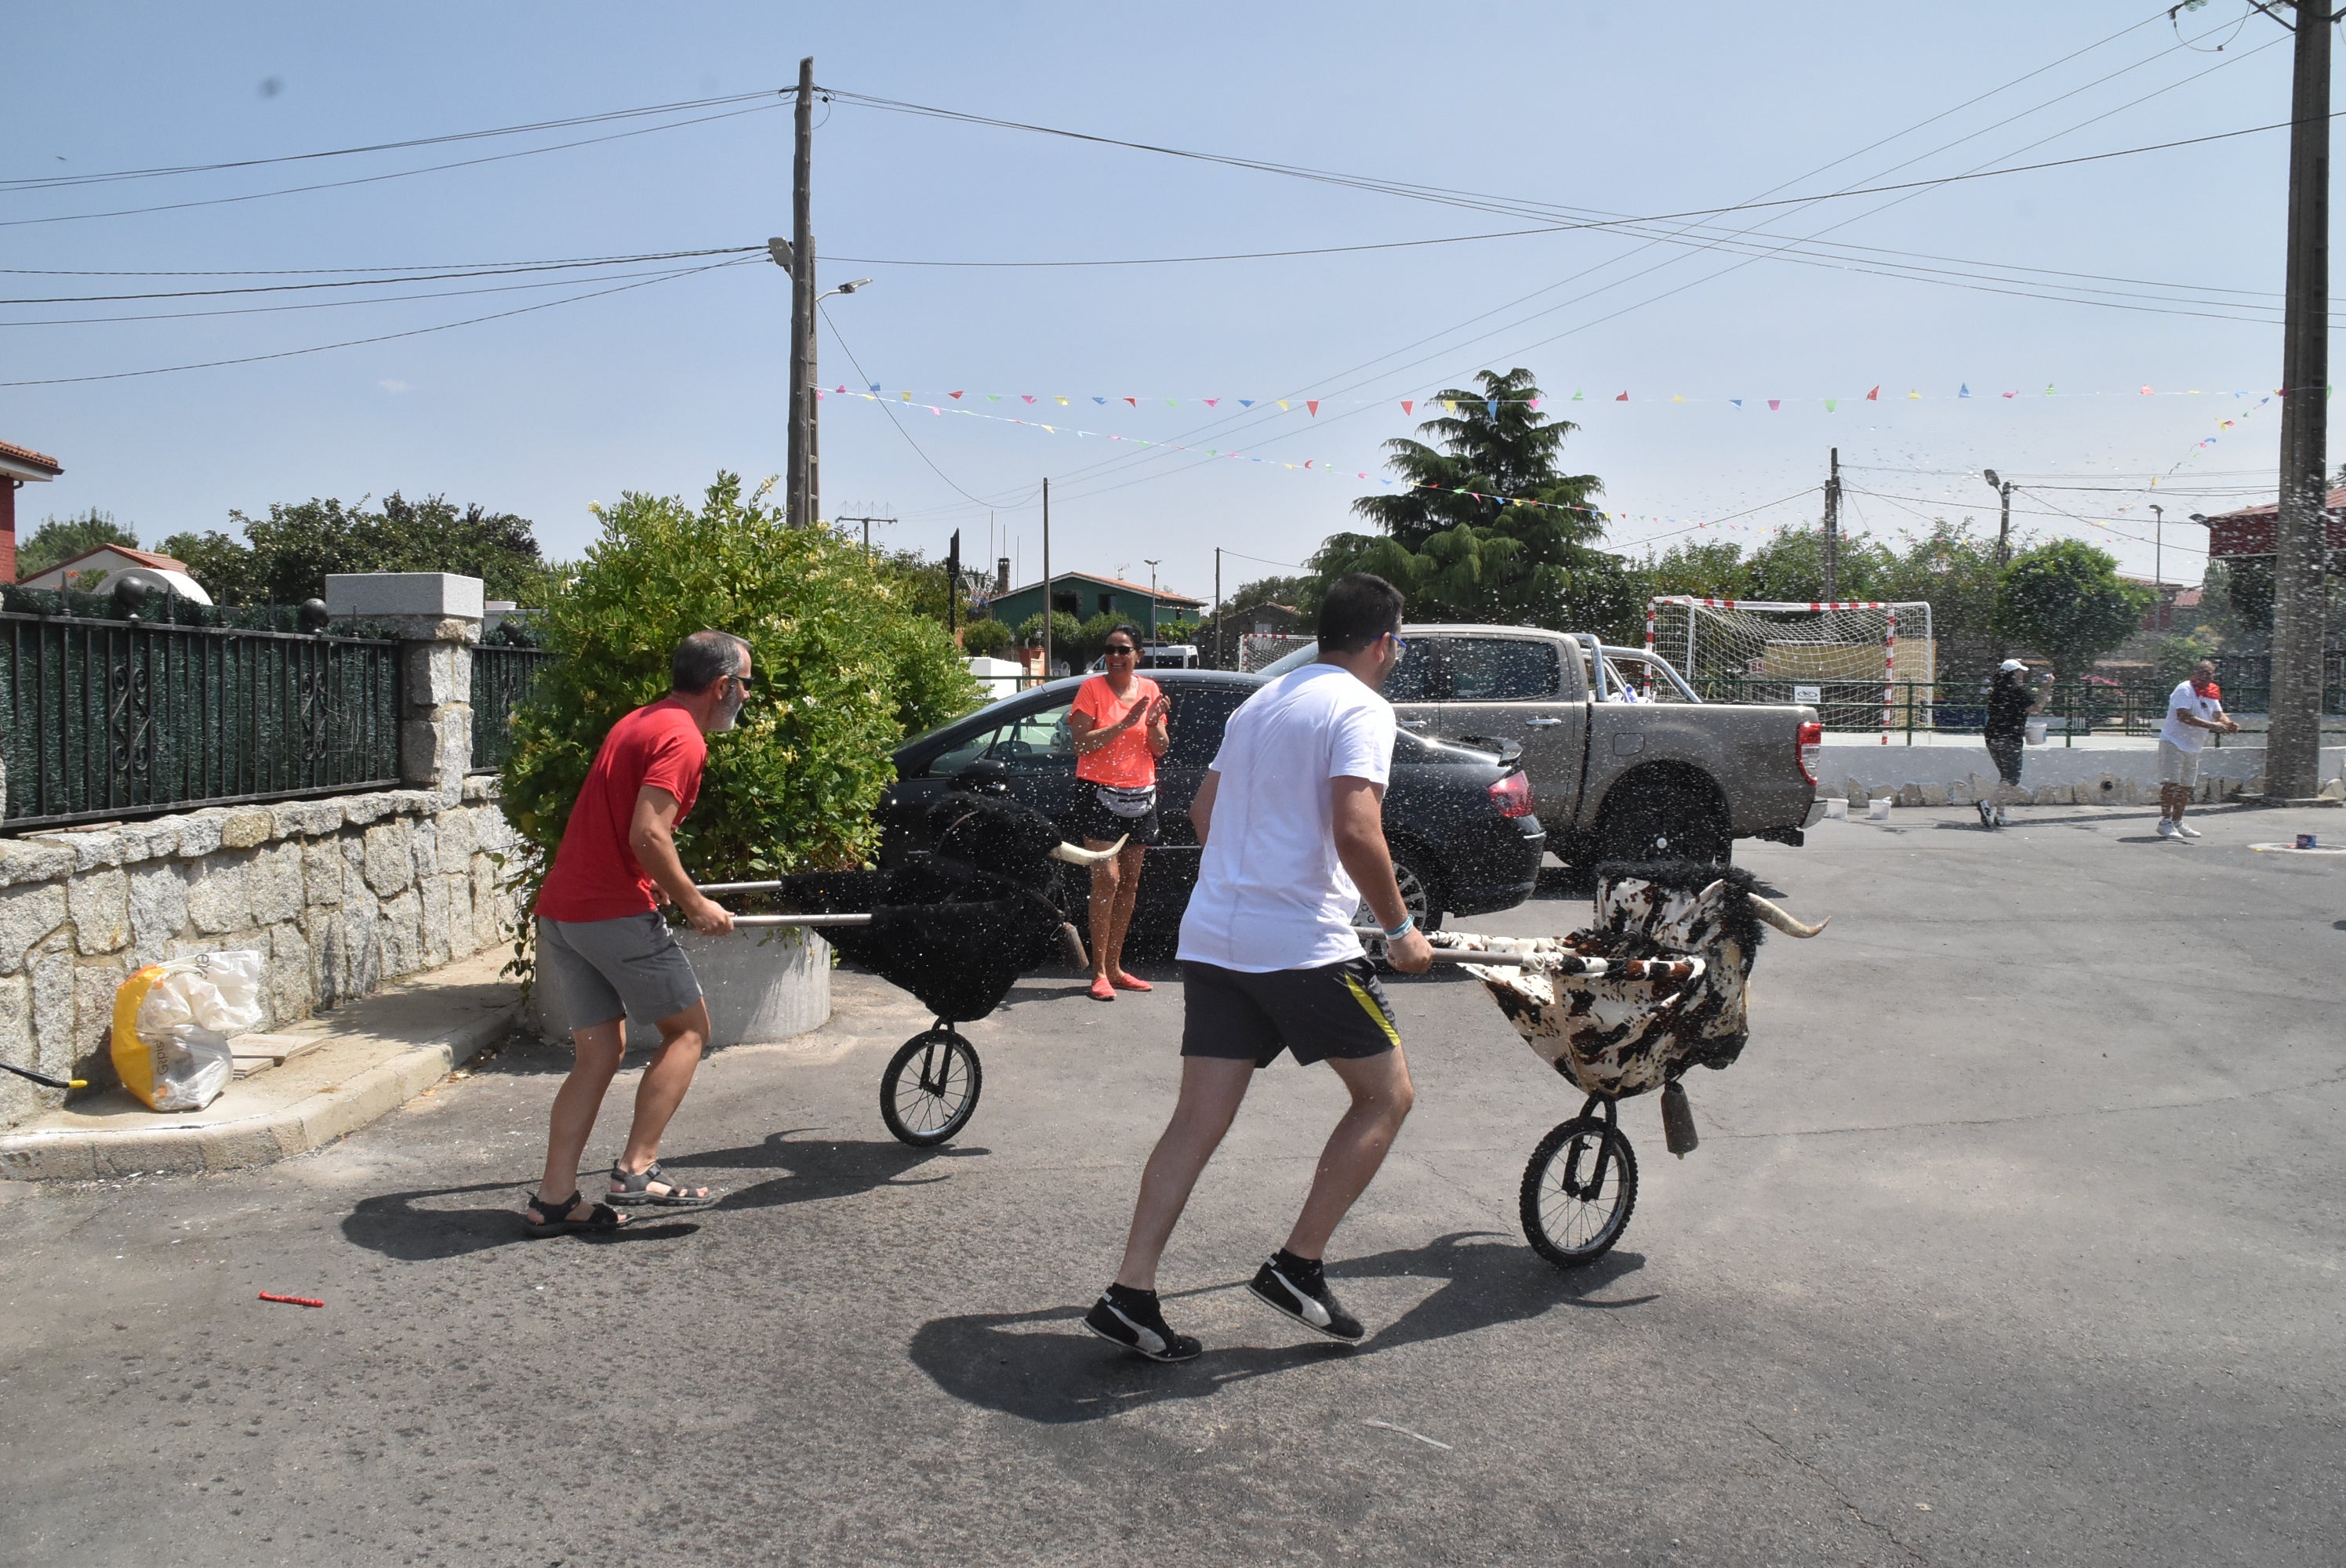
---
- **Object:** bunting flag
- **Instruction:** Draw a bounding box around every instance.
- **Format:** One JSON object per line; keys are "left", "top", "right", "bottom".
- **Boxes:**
{"left": 1307, "top": 401, "right": 1320, "bottom": 416}
{"left": 1865, "top": 386, "right": 1880, "bottom": 401}
{"left": 1401, "top": 400, "right": 1414, "bottom": 415}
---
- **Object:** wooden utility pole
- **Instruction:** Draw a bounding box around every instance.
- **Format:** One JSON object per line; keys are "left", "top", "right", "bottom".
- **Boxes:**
{"left": 1214, "top": 546, "right": 1223, "bottom": 669}
{"left": 2268, "top": 1, "right": 2331, "bottom": 800}
{"left": 1821, "top": 447, "right": 1842, "bottom": 601}
{"left": 785, "top": 56, "right": 815, "bottom": 528}
{"left": 946, "top": 530, "right": 961, "bottom": 637}
{"left": 1040, "top": 479, "right": 1053, "bottom": 680}
{"left": 804, "top": 231, "right": 820, "bottom": 528}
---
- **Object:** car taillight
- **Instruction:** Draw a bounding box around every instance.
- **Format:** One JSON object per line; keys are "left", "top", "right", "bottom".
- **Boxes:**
{"left": 1796, "top": 720, "right": 1823, "bottom": 786}
{"left": 1487, "top": 770, "right": 1534, "bottom": 818}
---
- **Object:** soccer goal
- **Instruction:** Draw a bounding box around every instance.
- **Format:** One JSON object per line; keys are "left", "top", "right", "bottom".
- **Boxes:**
{"left": 1237, "top": 632, "right": 1315, "bottom": 673}
{"left": 1644, "top": 597, "right": 1935, "bottom": 741}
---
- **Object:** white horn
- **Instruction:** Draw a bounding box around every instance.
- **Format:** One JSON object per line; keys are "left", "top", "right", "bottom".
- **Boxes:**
{"left": 1050, "top": 834, "right": 1128, "bottom": 866}
{"left": 1747, "top": 892, "right": 1829, "bottom": 938}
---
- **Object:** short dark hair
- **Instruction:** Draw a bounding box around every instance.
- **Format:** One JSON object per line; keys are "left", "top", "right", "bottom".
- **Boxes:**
{"left": 1102, "top": 622, "right": 1144, "bottom": 650}
{"left": 672, "top": 630, "right": 748, "bottom": 694}
{"left": 1317, "top": 573, "right": 1406, "bottom": 653}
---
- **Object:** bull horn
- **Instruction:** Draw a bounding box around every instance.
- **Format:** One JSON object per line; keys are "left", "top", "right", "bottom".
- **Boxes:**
{"left": 1746, "top": 892, "right": 1830, "bottom": 938}
{"left": 1050, "top": 835, "right": 1128, "bottom": 866}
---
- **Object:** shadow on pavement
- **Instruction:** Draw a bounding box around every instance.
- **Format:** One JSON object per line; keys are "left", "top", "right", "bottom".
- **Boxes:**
{"left": 910, "top": 1231, "right": 1650, "bottom": 1425}
{"left": 340, "top": 1130, "right": 976, "bottom": 1261}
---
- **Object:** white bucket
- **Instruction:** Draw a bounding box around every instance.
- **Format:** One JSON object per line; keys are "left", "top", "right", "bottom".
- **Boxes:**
{"left": 1823, "top": 797, "right": 1850, "bottom": 819}
{"left": 1866, "top": 797, "right": 1893, "bottom": 821}
{"left": 2025, "top": 717, "right": 2048, "bottom": 746}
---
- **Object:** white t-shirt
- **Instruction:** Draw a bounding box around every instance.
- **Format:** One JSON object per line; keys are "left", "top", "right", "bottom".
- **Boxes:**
{"left": 1177, "top": 664, "right": 1397, "bottom": 973}
{"left": 2160, "top": 680, "right": 2221, "bottom": 752}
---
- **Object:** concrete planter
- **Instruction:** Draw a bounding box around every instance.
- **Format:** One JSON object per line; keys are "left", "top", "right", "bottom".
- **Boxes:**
{"left": 534, "top": 925, "right": 832, "bottom": 1049}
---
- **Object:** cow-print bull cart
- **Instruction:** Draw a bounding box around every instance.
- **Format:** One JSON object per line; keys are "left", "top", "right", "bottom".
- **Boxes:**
{"left": 1423, "top": 862, "right": 1829, "bottom": 1267}
{"left": 699, "top": 792, "right": 1120, "bottom": 1147}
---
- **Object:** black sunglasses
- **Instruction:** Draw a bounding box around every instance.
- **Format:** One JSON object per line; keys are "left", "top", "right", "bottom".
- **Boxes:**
{"left": 1104, "top": 644, "right": 1138, "bottom": 655}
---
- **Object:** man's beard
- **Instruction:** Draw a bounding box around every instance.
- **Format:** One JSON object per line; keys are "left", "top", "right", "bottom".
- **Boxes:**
{"left": 712, "top": 690, "right": 746, "bottom": 732}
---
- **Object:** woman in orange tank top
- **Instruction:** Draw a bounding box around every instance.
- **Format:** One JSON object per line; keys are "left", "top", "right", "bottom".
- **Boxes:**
{"left": 1069, "top": 624, "right": 1170, "bottom": 1001}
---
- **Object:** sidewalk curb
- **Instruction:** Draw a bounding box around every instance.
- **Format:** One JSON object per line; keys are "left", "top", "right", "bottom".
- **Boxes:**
{"left": 0, "top": 1004, "right": 516, "bottom": 1182}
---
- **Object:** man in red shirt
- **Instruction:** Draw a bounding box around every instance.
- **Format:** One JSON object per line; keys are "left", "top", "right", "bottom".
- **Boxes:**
{"left": 523, "top": 631, "right": 750, "bottom": 1235}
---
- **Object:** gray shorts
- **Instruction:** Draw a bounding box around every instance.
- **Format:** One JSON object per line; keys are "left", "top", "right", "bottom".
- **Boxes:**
{"left": 536, "top": 911, "right": 703, "bottom": 1035}
{"left": 2159, "top": 739, "right": 2202, "bottom": 787}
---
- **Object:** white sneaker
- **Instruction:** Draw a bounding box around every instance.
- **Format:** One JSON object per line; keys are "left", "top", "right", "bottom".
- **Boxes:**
{"left": 2175, "top": 822, "right": 2202, "bottom": 838}
{"left": 2155, "top": 818, "right": 2178, "bottom": 839}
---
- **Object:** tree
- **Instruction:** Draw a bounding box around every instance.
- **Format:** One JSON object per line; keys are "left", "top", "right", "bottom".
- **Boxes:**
{"left": 1994, "top": 539, "right": 2153, "bottom": 680}
{"left": 500, "top": 473, "right": 981, "bottom": 892}
{"left": 1640, "top": 539, "right": 1751, "bottom": 601}
{"left": 959, "top": 618, "right": 1018, "bottom": 659}
{"left": 18, "top": 508, "right": 139, "bottom": 581}
{"left": 157, "top": 492, "right": 550, "bottom": 604}
{"left": 1316, "top": 368, "right": 1632, "bottom": 636}
{"left": 1745, "top": 525, "right": 1891, "bottom": 602}
{"left": 1877, "top": 520, "right": 2006, "bottom": 686}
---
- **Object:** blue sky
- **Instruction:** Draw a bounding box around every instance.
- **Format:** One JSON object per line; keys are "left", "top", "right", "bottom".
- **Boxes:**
{"left": 1, "top": 2, "right": 2323, "bottom": 604}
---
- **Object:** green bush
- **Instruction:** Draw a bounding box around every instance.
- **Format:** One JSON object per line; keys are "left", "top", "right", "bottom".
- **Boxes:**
{"left": 959, "top": 617, "right": 1017, "bottom": 659}
{"left": 500, "top": 474, "right": 982, "bottom": 894}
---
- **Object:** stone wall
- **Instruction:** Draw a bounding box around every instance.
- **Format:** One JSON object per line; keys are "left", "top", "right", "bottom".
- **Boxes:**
{"left": 0, "top": 779, "right": 519, "bottom": 1131}
{"left": 1814, "top": 742, "right": 2346, "bottom": 810}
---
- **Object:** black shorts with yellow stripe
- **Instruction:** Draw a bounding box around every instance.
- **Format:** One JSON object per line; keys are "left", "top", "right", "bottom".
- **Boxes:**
{"left": 1178, "top": 958, "right": 1401, "bottom": 1069}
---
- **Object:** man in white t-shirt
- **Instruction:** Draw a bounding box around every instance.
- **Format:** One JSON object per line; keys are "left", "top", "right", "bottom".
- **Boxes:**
{"left": 1084, "top": 574, "right": 1434, "bottom": 1362}
{"left": 2156, "top": 659, "right": 2237, "bottom": 839}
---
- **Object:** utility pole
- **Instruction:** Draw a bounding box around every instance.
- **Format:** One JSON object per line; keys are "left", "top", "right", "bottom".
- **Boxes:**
{"left": 1983, "top": 468, "right": 2014, "bottom": 566}
{"left": 946, "top": 529, "right": 961, "bottom": 637}
{"left": 2268, "top": 0, "right": 2331, "bottom": 800}
{"left": 2150, "top": 503, "right": 2165, "bottom": 628}
{"left": 1041, "top": 478, "right": 1053, "bottom": 681}
{"left": 785, "top": 55, "right": 815, "bottom": 529}
{"left": 804, "top": 230, "right": 820, "bottom": 528}
{"left": 835, "top": 514, "right": 893, "bottom": 554}
{"left": 1143, "top": 557, "right": 1161, "bottom": 643}
{"left": 1214, "top": 546, "right": 1223, "bottom": 669}
{"left": 1821, "top": 447, "right": 1842, "bottom": 601}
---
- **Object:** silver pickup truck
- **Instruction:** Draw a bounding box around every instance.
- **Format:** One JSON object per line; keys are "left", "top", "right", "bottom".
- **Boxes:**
{"left": 1261, "top": 625, "right": 1820, "bottom": 864}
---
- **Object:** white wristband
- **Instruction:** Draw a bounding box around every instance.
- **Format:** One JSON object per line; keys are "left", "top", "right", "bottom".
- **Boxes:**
{"left": 1381, "top": 913, "right": 1415, "bottom": 942}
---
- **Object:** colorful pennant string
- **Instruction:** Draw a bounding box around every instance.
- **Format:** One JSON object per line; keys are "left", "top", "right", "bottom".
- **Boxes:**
{"left": 832, "top": 382, "right": 2298, "bottom": 416}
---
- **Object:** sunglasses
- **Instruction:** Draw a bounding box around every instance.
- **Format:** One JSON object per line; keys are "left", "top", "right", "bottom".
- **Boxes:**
{"left": 1104, "top": 644, "right": 1138, "bottom": 656}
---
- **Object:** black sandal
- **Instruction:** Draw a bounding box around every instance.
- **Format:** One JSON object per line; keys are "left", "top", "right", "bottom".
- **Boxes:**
{"left": 522, "top": 1190, "right": 630, "bottom": 1236}
{"left": 608, "top": 1160, "right": 717, "bottom": 1210}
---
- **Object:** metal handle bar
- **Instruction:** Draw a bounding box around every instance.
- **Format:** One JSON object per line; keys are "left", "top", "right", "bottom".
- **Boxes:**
{"left": 727, "top": 913, "right": 874, "bottom": 928}
{"left": 1349, "top": 927, "right": 1530, "bottom": 966}
{"left": 696, "top": 880, "right": 786, "bottom": 895}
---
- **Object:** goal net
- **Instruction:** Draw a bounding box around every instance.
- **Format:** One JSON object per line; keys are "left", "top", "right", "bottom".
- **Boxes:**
{"left": 1644, "top": 597, "right": 1935, "bottom": 740}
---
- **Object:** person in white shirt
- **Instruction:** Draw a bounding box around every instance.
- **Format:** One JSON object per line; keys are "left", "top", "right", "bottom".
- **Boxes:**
{"left": 1083, "top": 574, "right": 1434, "bottom": 1362}
{"left": 2156, "top": 659, "right": 2238, "bottom": 839}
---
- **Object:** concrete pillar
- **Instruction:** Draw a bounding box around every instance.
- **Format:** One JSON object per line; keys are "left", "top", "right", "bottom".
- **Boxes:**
{"left": 324, "top": 573, "right": 483, "bottom": 802}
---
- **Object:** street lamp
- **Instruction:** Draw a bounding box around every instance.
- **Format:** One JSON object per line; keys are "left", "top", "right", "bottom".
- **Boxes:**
{"left": 1143, "top": 557, "right": 1162, "bottom": 644}
{"left": 1981, "top": 469, "right": 2014, "bottom": 565}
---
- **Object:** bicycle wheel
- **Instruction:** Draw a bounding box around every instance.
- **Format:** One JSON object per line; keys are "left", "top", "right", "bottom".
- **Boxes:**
{"left": 1519, "top": 1114, "right": 1638, "bottom": 1267}
{"left": 880, "top": 1028, "right": 983, "bottom": 1147}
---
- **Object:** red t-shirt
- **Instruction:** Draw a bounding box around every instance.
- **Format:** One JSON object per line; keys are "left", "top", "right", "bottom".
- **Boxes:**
{"left": 536, "top": 697, "right": 707, "bottom": 922}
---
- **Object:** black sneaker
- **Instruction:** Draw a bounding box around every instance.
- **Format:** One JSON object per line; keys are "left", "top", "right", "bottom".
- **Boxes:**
{"left": 1083, "top": 1287, "right": 1202, "bottom": 1362}
{"left": 1247, "top": 1254, "right": 1365, "bottom": 1341}
{"left": 1976, "top": 800, "right": 1994, "bottom": 830}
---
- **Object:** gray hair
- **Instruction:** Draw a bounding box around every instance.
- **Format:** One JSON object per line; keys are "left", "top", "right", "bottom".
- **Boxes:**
{"left": 672, "top": 630, "right": 750, "bottom": 694}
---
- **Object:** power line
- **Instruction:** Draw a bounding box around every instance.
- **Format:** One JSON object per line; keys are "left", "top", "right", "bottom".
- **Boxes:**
{"left": 0, "top": 103, "right": 783, "bottom": 230}
{"left": 0, "top": 257, "right": 754, "bottom": 387}
{"left": 0, "top": 246, "right": 760, "bottom": 304}
{"left": 0, "top": 88, "right": 787, "bottom": 191}
{"left": 818, "top": 304, "right": 1007, "bottom": 511}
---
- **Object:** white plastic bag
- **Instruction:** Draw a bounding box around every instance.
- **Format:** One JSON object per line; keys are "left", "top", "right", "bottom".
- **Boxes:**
{"left": 110, "top": 951, "right": 267, "bottom": 1112}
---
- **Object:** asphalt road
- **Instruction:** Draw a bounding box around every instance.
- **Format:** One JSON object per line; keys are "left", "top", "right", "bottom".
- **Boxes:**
{"left": 2, "top": 802, "right": 2341, "bottom": 1567}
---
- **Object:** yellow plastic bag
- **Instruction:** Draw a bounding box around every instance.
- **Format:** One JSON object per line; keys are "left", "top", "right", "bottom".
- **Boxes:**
{"left": 110, "top": 952, "right": 266, "bottom": 1112}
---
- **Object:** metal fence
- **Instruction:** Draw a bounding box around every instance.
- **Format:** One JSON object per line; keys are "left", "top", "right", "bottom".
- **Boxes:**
{"left": 1695, "top": 677, "right": 2346, "bottom": 746}
{"left": 470, "top": 644, "right": 554, "bottom": 773}
{"left": 0, "top": 612, "right": 403, "bottom": 829}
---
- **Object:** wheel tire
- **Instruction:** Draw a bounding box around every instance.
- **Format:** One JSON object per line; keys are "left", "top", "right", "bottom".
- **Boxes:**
{"left": 1519, "top": 1115, "right": 1639, "bottom": 1267}
{"left": 880, "top": 1028, "right": 983, "bottom": 1147}
{"left": 1594, "top": 781, "right": 1730, "bottom": 866}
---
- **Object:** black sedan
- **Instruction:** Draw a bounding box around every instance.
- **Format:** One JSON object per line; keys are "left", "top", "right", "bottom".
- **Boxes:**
{"left": 879, "top": 670, "right": 1545, "bottom": 944}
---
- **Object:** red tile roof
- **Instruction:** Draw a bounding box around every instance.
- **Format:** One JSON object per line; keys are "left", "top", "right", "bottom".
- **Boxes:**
{"left": 0, "top": 439, "right": 63, "bottom": 477}
{"left": 31, "top": 543, "right": 190, "bottom": 577}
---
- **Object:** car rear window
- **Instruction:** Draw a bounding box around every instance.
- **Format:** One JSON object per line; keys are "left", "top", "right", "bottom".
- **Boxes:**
{"left": 1447, "top": 637, "right": 1560, "bottom": 700}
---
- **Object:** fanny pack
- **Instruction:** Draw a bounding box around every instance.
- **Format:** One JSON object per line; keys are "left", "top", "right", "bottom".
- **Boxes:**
{"left": 1095, "top": 783, "right": 1157, "bottom": 819}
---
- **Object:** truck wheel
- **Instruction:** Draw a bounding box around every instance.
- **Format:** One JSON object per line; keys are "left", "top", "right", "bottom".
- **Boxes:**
{"left": 1595, "top": 784, "right": 1730, "bottom": 866}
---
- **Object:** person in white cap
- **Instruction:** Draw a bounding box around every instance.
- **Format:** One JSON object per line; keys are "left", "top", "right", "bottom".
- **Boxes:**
{"left": 2157, "top": 659, "right": 2238, "bottom": 839}
{"left": 1977, "top": 659, "right": 2046, "bottom": 829}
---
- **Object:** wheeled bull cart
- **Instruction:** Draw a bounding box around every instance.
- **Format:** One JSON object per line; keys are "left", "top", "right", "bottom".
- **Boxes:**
{"left": 694, "top": 790, "right": 1122, "bottom": 1149}
{"left": 1421, "top": 862, "right": 1829, "bottom": 1267}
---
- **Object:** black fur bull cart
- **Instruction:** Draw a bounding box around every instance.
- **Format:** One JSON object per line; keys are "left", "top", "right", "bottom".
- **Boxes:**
{"left": 1426, "top": 862, "right": 1830, "bottom": 1267}
{"left": 699, "top": 792, "right": 1117, "bottom": 1147}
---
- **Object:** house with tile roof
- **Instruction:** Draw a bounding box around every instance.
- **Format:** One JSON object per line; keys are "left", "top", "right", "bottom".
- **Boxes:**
{"left": 0, "top": 438, "right": 64, "bottom": 584}
{"left": 984, "top": 569, "right": 1204, "bottom": 633}
{"left": 20, "top": 543, "right": 209, "bottom": 602}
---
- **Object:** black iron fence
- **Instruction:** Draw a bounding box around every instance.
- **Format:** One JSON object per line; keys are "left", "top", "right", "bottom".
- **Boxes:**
{"left": 0, "top": 612, "right": 403, "bottom": 829}
{"left": 470, "top": 644, "right": 554, "bottom": 773}
{"left": 1695, "top": 677, "right": 2346, "bottom": 745}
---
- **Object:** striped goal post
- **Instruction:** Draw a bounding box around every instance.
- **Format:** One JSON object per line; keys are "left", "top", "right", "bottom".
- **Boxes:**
{"left": 1644, "top": 597, "right": 1934, "bottom": 744}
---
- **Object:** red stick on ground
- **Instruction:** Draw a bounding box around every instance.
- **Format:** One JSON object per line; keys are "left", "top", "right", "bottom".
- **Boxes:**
{"left": 257, "top": 1292, "right": 325, "bottom": 1308}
